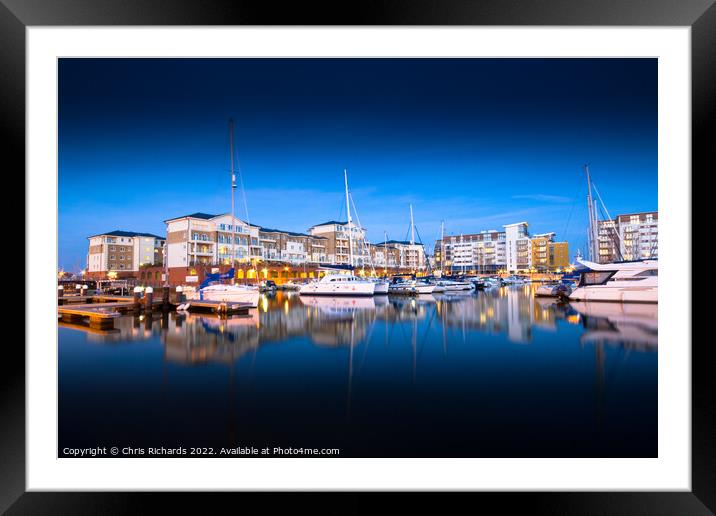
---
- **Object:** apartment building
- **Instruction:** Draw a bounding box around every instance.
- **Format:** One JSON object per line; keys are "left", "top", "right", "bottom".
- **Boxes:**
{"left": 258, "top": 227, "right": 328, "bottom": 264}
{"left": 165, "top": 212, "right": 260, "bottom": 268}
{"left": 308, "top": 220, "right": 368, "bottom": 266}
{"left": 594, "top": 211, "right": 658, "bottom": 263}
{"left": 165, "top": 212, "right": 331, "bottom": 270}
{"left": 435, "top": 222, "right": 568, "bottom": 273}
{"left": 87, "top": 230, "right": 165, "bottom": 278}
{"left": 368, "top": 240, "right": 426, "bottom": 270}
{"left": 617, "top": 211, "right": 658, "bottom": 261}
{"left": 530, "top": 233, "right": 570, "bottom": 272}
{"left": 596, "top": 219, "right": 621, "bottom": 263}
{"left": 504, "top": 222, "right": 532, "bottom": 272}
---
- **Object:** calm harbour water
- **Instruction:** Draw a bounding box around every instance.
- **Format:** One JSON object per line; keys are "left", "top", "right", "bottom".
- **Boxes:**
{"left": 58, "top": 285, "right": 657, "bottom": 458}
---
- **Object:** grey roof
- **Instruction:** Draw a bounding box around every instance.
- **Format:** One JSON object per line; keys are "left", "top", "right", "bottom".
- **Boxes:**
{"left": 374, "top": 240, "right": 422, "bottom": 247}
{"left": 88, "top": 230, "right": 165, "bottom": 239}
{"left": 309, "top": 220, "right": 348, "bottom": 228}
{"left": 259, "top": 226, "right": 327, "bottom": 238}
{"left": 164, "top": 212, "right": 217, "bottom": 222}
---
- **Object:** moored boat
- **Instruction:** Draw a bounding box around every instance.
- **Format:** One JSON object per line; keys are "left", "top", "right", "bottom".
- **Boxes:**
{"left": 187, "top": 281, "right": 261, "bottom": 307}
{"left": 535, "top": 281, "right": 574, "bottom": 298}
{"left": 568, "top": 259, "right": 657, "bottom": 303}
{"left": 299, "top": 273, "right": 376, "bottom": 296}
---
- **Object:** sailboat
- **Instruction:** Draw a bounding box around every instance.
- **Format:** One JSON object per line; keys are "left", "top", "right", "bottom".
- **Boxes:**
{"left": 192, "top": 119, "right": 260, "bottom": 307}
{"left": 346, "top": 179, "right": 389, "bottom": 294}
{"left": 299, "top": 170, "right": 376, "bottom": 297}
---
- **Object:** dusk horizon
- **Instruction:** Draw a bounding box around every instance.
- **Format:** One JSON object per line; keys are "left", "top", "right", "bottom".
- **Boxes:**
{"left": 59, "top": 57, "right": 657, "bottom": 271}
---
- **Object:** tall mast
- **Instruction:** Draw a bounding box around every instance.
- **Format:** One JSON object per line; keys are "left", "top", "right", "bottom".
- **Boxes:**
{"left": 229, "top": 119, "right": 237, "bottom": 281}
{"left": 384, "top": 230, "right": 388, "bottom": 269}
{"left": 410, "top": 204, "right": 415, "bottom": 245}
{"left": 584, "top": 164, "right": 599, "bottom": 262}
{"left": 344, "top": 169, "right": 354, "bottom": 267}
{"left": 440, "top": 221, "right": 445, "bottom": 275}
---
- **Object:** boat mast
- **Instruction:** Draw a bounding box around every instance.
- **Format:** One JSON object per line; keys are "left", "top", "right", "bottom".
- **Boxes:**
{"left": 410, "top": 204, "right": 415, "bottom": 245}
{"left": 440, "top": 221, "right": 445, "bottom": 276}
{"left": 584, "top": 164, "right": 599, "bottom": 262}
{"left": 229, "top": 118, "right": 237, "bottom": 283}
{"left": 344, "top": 169, "right": 354, "bottom": 268}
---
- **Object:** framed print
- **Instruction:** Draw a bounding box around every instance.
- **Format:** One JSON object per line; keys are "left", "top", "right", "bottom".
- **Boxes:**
{"left": 2, "top": 0, "right": 712, "bottom": 512}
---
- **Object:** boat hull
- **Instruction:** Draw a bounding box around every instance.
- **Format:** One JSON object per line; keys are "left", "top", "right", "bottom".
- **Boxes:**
{"left": 188, "top": 287, "right": 260, "bottom": 307}
{"left": 299, "top": 284, "right": 375, "bottom": 296}
{"left": 372, "top": 282, "right": 390, "bottom": 294}
{"left": 569, "top": 286, "right": 657, "bottom": 303}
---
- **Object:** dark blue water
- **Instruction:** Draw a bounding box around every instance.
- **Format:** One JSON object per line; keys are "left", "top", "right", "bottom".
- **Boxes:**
{"left": 58, "top": 286, "right": 657, "bottom": 457}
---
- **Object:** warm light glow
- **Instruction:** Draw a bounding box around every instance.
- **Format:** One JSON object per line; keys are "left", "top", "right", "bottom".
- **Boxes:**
{"left": 107, "top": 270, "right": 118, "bottom": 280}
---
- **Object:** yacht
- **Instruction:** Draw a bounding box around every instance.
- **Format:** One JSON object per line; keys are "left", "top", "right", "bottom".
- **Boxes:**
{"left": 502, "top": 275, "right": 526, "bottom": 285}
{"left": 370, "top": 278, "right": 390, "bottom": 294}
{"left": 412, "top": 279, "right": 436, "bottom": 294}
{"left": 388, "top": 278, "right": 416, "bottom": 295}
{"left": 389, "top": 276, "right": 436, "bottom": 295}
{"left": 568, "top": 259, "right": 657, "bottom": 303}
{"left": 535, "top": 281, "right": 574, "bottom": 298}
{"left": 186, "top": 118, "right": 260, "bottom": 309}
{"left": 186, "top": 282, "right": 260, "bottom": 307}
{"left": 299, "top": 273, "right": 376, "bottom": 296}
{"left": 438, "top": 279, "right": 474, "bottom": 291}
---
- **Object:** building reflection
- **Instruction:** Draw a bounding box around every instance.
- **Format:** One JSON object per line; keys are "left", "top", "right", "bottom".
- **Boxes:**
{"left": 72, "top": 286, "right": 656, "bottom": 367}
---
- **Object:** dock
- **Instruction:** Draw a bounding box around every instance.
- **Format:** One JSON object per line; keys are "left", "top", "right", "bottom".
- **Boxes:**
{"left": 58, "top": 295, "right": 166, "bottom": 330}
{"left": 57, "top": 304, "right": 123, "bottom": 330}
{"left": 58, "top": 292, "right": 253, "bottom": 330}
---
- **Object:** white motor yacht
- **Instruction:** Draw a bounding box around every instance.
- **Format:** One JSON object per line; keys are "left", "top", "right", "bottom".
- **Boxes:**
{"left": 568, "top": 259, "right": 657, "bottom": 303}
{"left": 438, "top": 279, "right": 475, "bottom": 291}
{"left": 388, "top": 280, "right": 416, "bottom": 295}
{"left": 370, "top": 278, "right": 390, "bottom": 294}
{"left": 299, "top": 273, "right": 376, "bottom": 296}
{"left": 186, "top": 283, "right": 260, "bottom": 307}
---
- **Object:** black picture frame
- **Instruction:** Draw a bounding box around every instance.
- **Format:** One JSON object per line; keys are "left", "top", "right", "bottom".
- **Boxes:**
{"left": 2, "top": 0, "right": 711, "bottom": 513}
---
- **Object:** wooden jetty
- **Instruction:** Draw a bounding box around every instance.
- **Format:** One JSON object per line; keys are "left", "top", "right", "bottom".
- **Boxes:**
{"left": 57, "top": 304, "right": 123, "bottom": 330}
{"left": 57, "top": 295, "right": 165, "bottom": 330}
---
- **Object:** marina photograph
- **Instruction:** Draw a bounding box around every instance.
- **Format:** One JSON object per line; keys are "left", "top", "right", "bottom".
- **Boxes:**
{"left": 57, "top": 57, "right": 658, "bottom": 458}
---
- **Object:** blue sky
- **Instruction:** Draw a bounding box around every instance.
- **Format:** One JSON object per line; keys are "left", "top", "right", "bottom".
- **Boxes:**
{"left": 59, "top": 58, "right": 657, "bottom": 271}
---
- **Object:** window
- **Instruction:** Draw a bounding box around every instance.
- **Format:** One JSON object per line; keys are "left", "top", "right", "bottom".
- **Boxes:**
{"left": 636, "top": 269, "right": 658, "bottom": 277}
{"left": 579, "top": 271, "right": 616, "bottom": 286}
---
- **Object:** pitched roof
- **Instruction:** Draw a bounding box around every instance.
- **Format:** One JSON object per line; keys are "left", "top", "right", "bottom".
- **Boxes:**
{"left": 258, "top": 226, "right": 327, "bottom": 238}
{"left": 309, "top": 220, "right": 348, "bottom": 228}
{"left": 164, "top": 212, "right": 217, "bottom": 222}
{"left": 88, "top": 230, "right": 165, "bottom": 239}
{"left": 374, "top": 240, "right": 422, "bottom": 247}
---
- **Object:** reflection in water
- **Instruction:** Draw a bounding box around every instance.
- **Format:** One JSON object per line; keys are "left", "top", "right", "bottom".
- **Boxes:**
{"left": 59, "top": 285, "right": 657, "bottom": 457}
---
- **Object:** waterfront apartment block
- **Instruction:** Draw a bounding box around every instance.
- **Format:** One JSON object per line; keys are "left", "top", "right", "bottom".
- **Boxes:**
{"left": 434, "top": 222, "right": 569, "bottom": 273}
{"left": 530, "top": 233, "right": 570, "bottom": 273}
{"left": 259, "top": 227, "right": 328, "bottom": 264}
{"left": 307, "top": 220, "right": 369, "bottom": 266}
{"left": 86, "top": 230, "right": 165, "bottom": 278}
{"left": 369, "top": 240, "right": 427, "bottom": 271}
{"left": 617, "top": 212, "right": 658, "bottom": 261}
{"left": 595, "top": 211, "right": 658, "bottom": 263}
{"left": 165, "top": 212, "right": 331, "bottom": 268}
